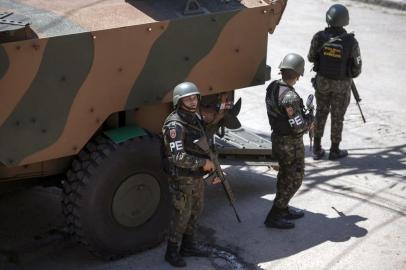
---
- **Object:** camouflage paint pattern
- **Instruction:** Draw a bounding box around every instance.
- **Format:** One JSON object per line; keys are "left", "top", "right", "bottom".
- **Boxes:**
{"left": 314, "top": 75, "right": 351, "bottom": 144}
{"left": 271, "top": 134, "right": 304, "bottom": 209}
{"left": 168, "top": 176, "right": 204, "bottom": 244}
{"left": 0, "top": 0, "right": 287, "bottom": 172}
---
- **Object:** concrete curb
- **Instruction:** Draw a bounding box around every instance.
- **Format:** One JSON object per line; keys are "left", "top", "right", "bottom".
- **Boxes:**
{"left": 351, "top": 0, "right": 406, "bottom": 10}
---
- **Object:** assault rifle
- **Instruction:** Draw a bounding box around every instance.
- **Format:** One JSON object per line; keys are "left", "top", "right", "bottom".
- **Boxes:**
{"left": 194, "top": 136, "right": 241, "bottom": 223}
{"left": 305, "top": 94, "right": 315, "bottom": 152}
{"left": 351, "top": 80, "right": 366, "bottom": 123}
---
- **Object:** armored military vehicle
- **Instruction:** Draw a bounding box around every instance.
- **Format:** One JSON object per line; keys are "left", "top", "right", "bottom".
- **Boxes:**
{"left": 0, "top": 0, "right": 286, "bottom": 258}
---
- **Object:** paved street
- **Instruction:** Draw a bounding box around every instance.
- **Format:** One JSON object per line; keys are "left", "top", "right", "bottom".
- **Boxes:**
{"left": 1, "top": 0, "right": 406, "bottom": 269}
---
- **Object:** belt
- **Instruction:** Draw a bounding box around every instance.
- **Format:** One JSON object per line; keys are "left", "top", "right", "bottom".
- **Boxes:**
{"left": 272, "top": 132, "right": 303, "bottom": 143}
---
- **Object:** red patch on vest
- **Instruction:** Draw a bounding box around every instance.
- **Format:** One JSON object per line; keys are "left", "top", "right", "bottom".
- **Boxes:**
{"left": 170, "top": 129, "right": 177, "bottom": 139}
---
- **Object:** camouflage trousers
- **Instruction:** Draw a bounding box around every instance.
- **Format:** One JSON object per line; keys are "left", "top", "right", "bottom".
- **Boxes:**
{"left": 271, "top": 134, "right": 304, "bottom": 209}
{"left": 168, "top": 176, "right": 204, "bottom": 244}
{"left": 314, "top": 75, "right": 351, "bottom": 144}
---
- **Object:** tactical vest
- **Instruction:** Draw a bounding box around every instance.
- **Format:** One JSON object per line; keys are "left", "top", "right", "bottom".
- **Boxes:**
{"left": 164, "top": 111, "right": 206, "bottom": 156}
{"left": 266, "top": 81, "right": 296, "bottom": 136}
{"left": 317, "top": 31, "right": 354, "bottom": 80}
{"left": 162, "top": 110, "right": 207, "bottom": 177}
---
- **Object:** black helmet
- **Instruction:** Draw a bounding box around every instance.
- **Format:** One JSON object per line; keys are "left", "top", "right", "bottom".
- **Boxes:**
{"left": 172, "top": 82, "right": 201, "bottom": 107}
{"left": 278, "top": 53, "right": 305, "bottom": 76}
{"left": 326, "top": 4, "right": 349, "bottom": 27}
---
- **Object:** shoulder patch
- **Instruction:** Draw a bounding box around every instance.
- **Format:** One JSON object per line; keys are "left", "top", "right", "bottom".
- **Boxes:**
{"left": 169, "top": 128, "right": 177, "bottom": 139}
{"left": 285, "top": 106, "right": 295, "bottom": 117}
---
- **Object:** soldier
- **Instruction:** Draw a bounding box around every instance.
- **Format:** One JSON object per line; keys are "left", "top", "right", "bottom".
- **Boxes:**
{"left": 162, "top": 82, "right": 220, "bottom": 267}
{"left": 308, "top": 4, "right": 362, "bottom": 160}
{"left": 264, "top": 53, "right": 313, "bottom": 229}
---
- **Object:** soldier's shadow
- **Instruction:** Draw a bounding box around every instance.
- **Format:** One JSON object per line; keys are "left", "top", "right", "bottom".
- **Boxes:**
{"left": 202, "top": 208, "right": 367, "bottom": 267}
{"left": 251, "top": 208, "right": 368, "bottom": 264}
{"left": 300, "top": 143, "right": 406, "bottom": 199}
{"left": 203, "top": 168, "right": 368, "bottom": 268}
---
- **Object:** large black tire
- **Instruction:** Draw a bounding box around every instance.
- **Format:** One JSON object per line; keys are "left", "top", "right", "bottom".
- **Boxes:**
{"left": 62, "top": 135, "right": 170, "bottom": 259}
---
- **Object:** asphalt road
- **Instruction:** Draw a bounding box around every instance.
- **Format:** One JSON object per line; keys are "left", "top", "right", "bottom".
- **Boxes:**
{"left": 1, "top": 0, "right": 406, "bottom": 269}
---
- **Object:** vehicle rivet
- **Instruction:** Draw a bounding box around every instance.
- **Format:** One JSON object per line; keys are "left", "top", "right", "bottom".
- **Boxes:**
{"left": 148, "top": 27, "right": 152, "bottom": 32}
{"left": 184, "top": 56, "right": 190, "bottom": 61}
{"left": 73, "top": 146, "right": 78, "bottom": 151}
{"left": 93, "top": 35, "right": 97, "bottom": 39}
{"left": 263, "top": 10, "right": 268, "bottom": 14}
{"left": 118, "top": 67, "right": 123, "bottom": 72}
{"left": 15, "top": 121, "right": 20, "bottom": 126}
{"left": 8, "top": 159, "right": 14, "bottom": 164}
{"left": 16, "top": 45, "right": 21, "bottom": 50}
{"left": 90, "top": 108, "right": 94, "bottom": 113}
{"left": 41, "top": 128, "right": 47, "bottom": 133}
{"left": 235, "top": 48, "right": 240, "bottom": 53}
{"left": 96, "top": 118, "right": 101, "bottom": 124}
{"left": 31, "top": 118, "right": 36, "bottom": 124}
{"left": 209, "top": 86, "right": 213, "bottom": 91}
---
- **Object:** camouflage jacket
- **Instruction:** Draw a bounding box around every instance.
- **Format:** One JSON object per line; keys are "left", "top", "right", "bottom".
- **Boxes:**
{"left": 162, "top": 109, "right": 208, "bottom": 177}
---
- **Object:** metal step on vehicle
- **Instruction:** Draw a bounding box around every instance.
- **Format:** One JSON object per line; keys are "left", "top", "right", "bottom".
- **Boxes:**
{"left": 215, "top": 127, "right": 278, "bottom": 167}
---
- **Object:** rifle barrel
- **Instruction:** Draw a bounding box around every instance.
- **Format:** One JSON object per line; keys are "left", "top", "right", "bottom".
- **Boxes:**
{"left": 357, "top": 103, "right": 367, "bottom": 123}
{"left": 351, "top": 81, "right": 362, "bottom": 102}
{"left": 351, "top": 81, "right": 366, "bottom": 123}
{"left": 208, "top": 145, "right": 241, "bottom": 223}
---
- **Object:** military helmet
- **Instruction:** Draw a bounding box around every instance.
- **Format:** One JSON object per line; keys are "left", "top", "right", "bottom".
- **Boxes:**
{"left": 326, "top": 4, "right": 349, "bottom": 27}
{"left": 278, "top": 53, "right": 305, "bottom": 76}
{"left": 172, "top": 82, "right": 201, "bottom": 107}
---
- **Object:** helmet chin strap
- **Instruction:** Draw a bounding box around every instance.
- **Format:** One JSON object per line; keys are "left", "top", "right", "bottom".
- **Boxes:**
{"left": 180, "top": 103, "right": 197, "bottom": 113}
{"left": 180, "top": 102, "right": 197, "bottom": 113}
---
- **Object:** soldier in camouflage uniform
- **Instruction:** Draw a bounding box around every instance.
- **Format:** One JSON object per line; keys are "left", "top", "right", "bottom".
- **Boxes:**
{"left": 162, "top": 82, "right": 220, "bottom": 267}
{"left": 264, "top": 53, "right": 314, "bottom": 229}
{"left": 308, "top": 4, "right": 362, "bottom": 160}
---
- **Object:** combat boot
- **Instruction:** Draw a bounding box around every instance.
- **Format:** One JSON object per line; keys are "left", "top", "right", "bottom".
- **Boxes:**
{"left": 180, "top": 234, "right": 211, "bottom": 257}
{"left": 283, "top": 206, "right": 304, "bottom": 220}
{"left": 329, "top": 143, "right": 348, "bottom": 160}
{"left": 264, "top": 206, "right": 295, "bottom": 229}
{"left": 165, "top": 240, "right": 186, "bottom": 267}
{"left": 313, "top": 137, "right": 325, "bottom": 160}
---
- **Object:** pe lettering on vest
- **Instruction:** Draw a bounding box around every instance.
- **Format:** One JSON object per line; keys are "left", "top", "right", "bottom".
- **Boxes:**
{"left": 289, "top": 115, "right": 303, "bottom": 127}
{"left": 170, "top": 141, "right": 183, "bottom": 152}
